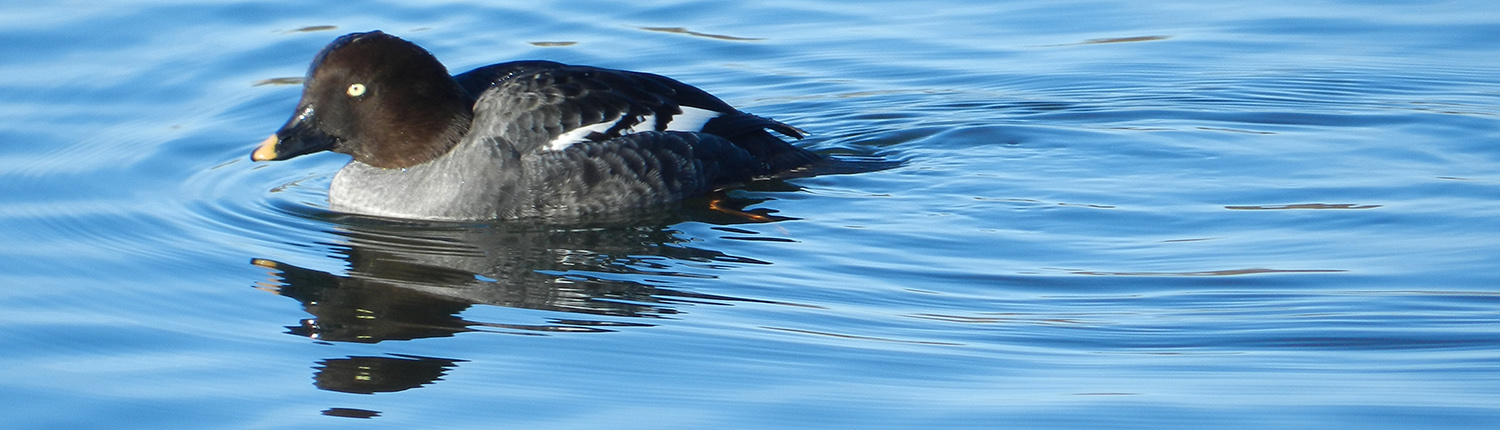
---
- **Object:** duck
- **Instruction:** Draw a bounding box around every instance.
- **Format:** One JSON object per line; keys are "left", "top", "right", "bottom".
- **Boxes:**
{"left": 250, "top": 30, "right": 838, "bottom": 221}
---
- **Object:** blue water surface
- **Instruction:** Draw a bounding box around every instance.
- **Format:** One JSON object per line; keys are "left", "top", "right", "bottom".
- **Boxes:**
{"left": 2, "top": 0, "right": 1498, "bottom": 428}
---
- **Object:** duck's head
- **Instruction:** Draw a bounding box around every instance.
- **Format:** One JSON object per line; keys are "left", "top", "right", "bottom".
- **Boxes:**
{"left": 252, "top": 31, "right": 472, "bottom": 169}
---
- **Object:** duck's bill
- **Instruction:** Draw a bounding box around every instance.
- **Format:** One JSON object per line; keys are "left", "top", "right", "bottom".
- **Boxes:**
{"left": 251, "top": 135, "right": 283, "bottom": 161}
{"left": 250, "top": 114, "right": 336, "bottom": 162}
{"left": 252, "top": 133, "right": 327, "bottom": 162}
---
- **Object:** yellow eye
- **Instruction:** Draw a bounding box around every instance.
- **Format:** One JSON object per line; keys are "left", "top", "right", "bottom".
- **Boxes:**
{"left": 347, "top": 83, "right": 366, "bottom": 97}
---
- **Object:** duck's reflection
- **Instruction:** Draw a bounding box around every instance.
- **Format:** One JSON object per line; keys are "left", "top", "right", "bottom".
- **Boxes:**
{"left": 256, "top": 213, "right": 778, "bottom": 341}
{"left": 251, "top": 199, "right": 794, "bottom": 406}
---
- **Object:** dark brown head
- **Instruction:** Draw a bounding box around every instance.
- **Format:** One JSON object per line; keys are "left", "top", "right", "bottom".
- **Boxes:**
{"left": 252, "top": 31, "right": 472, "bottom": 169}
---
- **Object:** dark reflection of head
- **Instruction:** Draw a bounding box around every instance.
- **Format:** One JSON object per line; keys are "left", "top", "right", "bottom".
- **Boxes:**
{"left": 313, "top": 354, "right": 463, "bottom": 394}
{"left": 253, "top": 196, "right": 793, "bottom": 343}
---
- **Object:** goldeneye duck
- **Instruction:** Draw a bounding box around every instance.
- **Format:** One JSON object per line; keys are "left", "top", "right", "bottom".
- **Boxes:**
{"left": 252, "top": 30, "right": 830, "bottom": 221}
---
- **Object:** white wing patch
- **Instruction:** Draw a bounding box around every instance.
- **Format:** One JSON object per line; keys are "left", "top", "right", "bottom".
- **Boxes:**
{"left": 665, "top": 106, "right": 722, "bottom": 132}
{"left": 546, "top": 122, "right": 616, "bottom": 150}
{"left": 627, "top": 113, "right": 658, "bottom": 134}
{"left": 543, "top": 107, "right": 724, "bottom": 151}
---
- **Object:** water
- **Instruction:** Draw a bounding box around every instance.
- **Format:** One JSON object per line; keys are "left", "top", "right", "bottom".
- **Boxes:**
{"left": 3, "top": 0, "right": 1499, "bottom": 428}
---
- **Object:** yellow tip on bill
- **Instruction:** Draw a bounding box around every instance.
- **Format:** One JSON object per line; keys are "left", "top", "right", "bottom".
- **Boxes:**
{"left": 252, "top": 135, "right": 279, "bottom": 161}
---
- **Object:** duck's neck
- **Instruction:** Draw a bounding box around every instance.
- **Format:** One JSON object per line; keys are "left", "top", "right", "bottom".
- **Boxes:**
{"left": 355, "top": 101, "right": 471, "bottom": 169}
